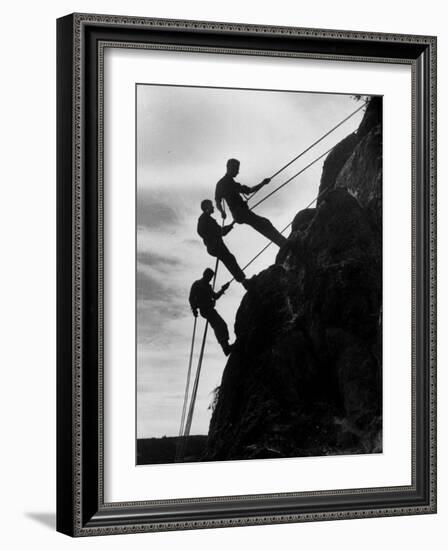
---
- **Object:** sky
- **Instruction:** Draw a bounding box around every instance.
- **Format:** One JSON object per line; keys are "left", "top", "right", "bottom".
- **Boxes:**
{"left": 136, "top": 84, "right": 365, "bottom": 439}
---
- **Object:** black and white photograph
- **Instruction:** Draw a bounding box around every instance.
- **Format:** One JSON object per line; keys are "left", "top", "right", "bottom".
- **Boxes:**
{"left": 136, "top": 84, "right": 383, "bottom": 465}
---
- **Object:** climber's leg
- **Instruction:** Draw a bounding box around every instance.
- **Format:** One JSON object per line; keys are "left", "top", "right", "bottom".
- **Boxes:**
{"left": 203, "top": 308, "right": 230, "bottom": 354}
{"left": 210, "top": 242, "right": 245, "bottom": 282}
{"left": 241, "top": 210, "right": 287, "bottom": 247}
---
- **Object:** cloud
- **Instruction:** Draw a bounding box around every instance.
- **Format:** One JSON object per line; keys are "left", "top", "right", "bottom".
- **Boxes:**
{"left": 138, "top": 250, "right": 184, "bottom": 269}
{"left": 137, "top": 269, "right": 169, "bottom": 301}
{"left": 182, "top": 238, "right": 202, "bottom": 248}
{"left": 137, "top": 196, "right": 179, "bottom": 229}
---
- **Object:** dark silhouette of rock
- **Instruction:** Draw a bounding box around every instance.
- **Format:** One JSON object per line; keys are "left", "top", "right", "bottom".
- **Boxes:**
{"left": 317, "top": 96, "right": 382, "bottom": 208}
{"left": 317, "top": 133, "right": 359, "bottom": 205}
{"left": 206, "top": 98, "right": 382, "bottom": 461}
{"left": 291, "top": 208, "right": 316, "bottom": 232}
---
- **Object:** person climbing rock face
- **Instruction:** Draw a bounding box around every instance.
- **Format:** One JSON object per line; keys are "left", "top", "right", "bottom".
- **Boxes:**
{"left": 189, "top": 268, "right": 233, "bottom": 356}
{"left": 215, "top": 158, "right": 287, "bottom": 248}
{"left": 197, "top": 199, "right": 251, "bottom": 290}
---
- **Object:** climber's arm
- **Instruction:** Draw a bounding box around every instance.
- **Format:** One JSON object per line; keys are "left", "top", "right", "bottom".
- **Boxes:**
{"left": 221, "top": 223, "right": 234, "bottom": 236}
{"left": 215, "top": 182, "right": 227, "bottom": 219}
{"left": 238, "top": 178, "right": 271, "bottom": 195}
{"left": 214, "top": 282, "right": 230, "bottom": 300}
{"left": 189, "top": 286, "right": 198, "bottom": 317}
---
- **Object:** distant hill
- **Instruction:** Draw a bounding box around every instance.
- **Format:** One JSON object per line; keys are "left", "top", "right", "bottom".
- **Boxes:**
{"left": 137, "top": 435, "right": 207, "bottom": 465}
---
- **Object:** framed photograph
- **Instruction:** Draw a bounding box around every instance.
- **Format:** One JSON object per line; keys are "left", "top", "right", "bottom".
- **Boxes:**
{"left": 57, "top": 13, "right": 437, "bottom": 536}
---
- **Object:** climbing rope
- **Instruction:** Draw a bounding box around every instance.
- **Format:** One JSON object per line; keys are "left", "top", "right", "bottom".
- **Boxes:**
{"left": 183, "top": 256, "right": 219, "bottom": 438}
{"left": 182, "top": 317, "right": 211, "bottom": 438}
{"left": 249, "top": 145, "right": 334, "bottom": 211}
{"left": 178, "top": 316, "right": 197, "bottom": 438}
{"left": 247, "top": 102, "right": 365, "bottom": 204}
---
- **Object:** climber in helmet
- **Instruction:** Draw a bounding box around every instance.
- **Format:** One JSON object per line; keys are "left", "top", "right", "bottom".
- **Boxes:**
{"left": 197, "top": 199, "right": 251, "bottom": 290}
{"left": 189, "top": 268, "right": 232, "bottom": 356}
{"left": 215, "top": 158, "right": 287, "bottom": 247}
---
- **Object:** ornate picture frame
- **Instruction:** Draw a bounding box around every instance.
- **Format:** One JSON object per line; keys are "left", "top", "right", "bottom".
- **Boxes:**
{"left": 57, "top": 13, "right": 436, "bottom": 536}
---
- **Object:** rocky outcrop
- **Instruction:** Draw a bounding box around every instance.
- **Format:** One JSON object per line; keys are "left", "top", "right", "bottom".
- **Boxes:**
{"left": 205, "top": 98, "right": 382, "bottom": 461}
{"left": 319, "top": 96, "right": 382, "bottom": 208}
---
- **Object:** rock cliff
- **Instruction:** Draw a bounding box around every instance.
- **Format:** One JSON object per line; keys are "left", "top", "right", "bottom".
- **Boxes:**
{"left": 206, "top": 98, "right": 383, "bottom": 461}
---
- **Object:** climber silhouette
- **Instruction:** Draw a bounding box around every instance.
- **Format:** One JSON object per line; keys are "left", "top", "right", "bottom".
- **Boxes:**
{"left": 189, "top": 268, "right": 232, "bottom": 356}
{"left": 197, "top": 199, "right": 251, "bottom": 289}
{"left": 215, "top": 158, "right": 287, "bottom": 247}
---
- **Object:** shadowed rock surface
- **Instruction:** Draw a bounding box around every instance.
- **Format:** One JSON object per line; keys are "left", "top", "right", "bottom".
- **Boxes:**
{"left": 205, "top": 98, "right": 382, "bottom": 461}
